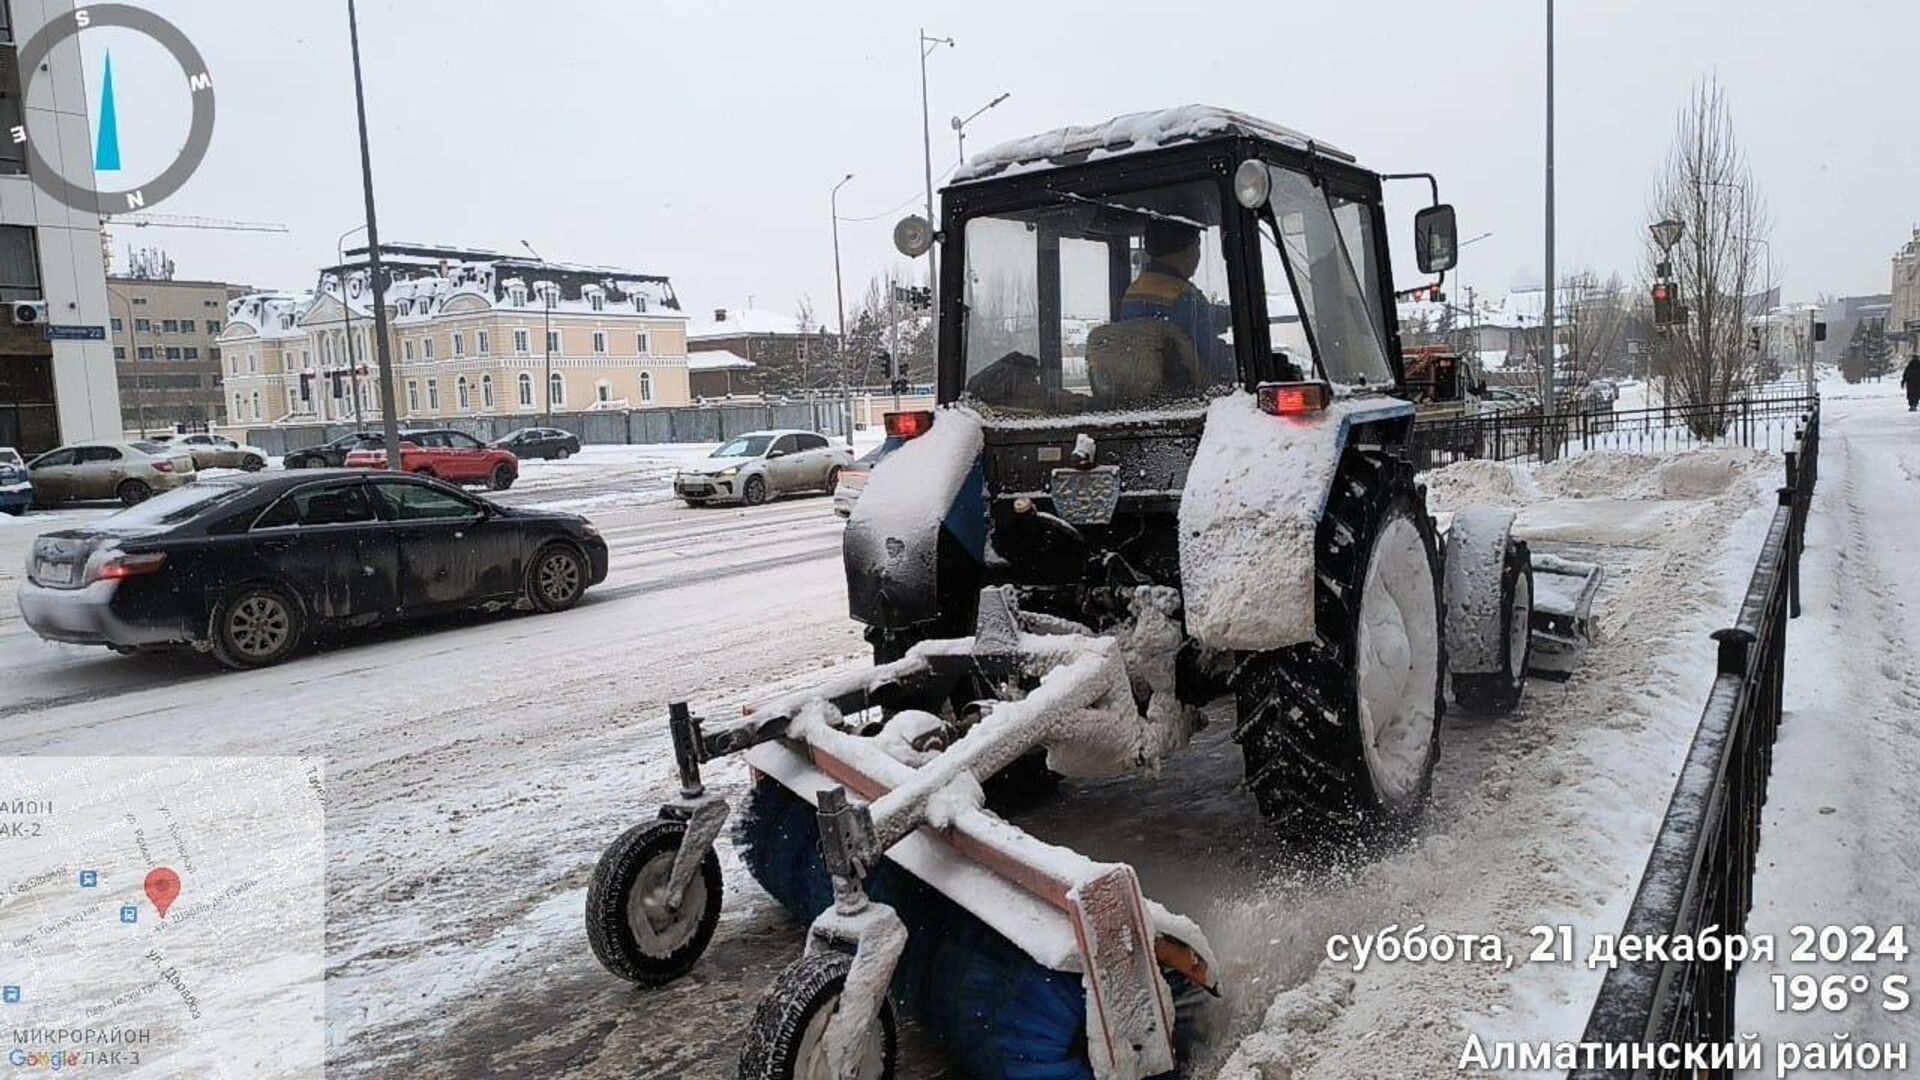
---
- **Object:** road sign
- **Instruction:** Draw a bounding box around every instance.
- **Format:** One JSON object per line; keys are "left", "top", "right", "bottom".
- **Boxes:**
{"left": 44, "top": 324, "right": 106, "bottom": 341}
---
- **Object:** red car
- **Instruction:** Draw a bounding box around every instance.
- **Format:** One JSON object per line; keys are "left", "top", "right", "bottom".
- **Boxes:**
{"left": 344, "top": 429, "right": 519, "bottom": 490}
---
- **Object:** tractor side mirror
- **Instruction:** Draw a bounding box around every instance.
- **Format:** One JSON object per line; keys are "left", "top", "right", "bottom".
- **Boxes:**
{"left": 1415, "top": 204, "right": 1458, "bottom": 274}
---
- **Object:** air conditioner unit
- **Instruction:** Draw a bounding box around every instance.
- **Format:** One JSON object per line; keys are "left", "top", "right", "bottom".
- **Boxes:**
{"left": 10, "top": 299, "right": 46, "bottom": 325}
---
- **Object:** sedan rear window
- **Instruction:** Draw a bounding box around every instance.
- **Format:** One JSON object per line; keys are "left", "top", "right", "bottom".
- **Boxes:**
{"left": 255, "top": 484, "right": 377, "bottom": 528}
{"left": 129, "top": 441, "right": 171, "bottom": 455}
{"left": 108, "top": 482, "right": 246, "bottom": 527}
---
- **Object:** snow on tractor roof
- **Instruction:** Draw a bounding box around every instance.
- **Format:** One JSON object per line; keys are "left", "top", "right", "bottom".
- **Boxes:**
{"left": 951, "top": 104, "right": 1353, "bottom": 184}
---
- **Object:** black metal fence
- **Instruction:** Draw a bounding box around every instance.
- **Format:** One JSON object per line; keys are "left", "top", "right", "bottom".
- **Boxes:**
{"left": 1410, "top": 395, "right": 1818, "bottom": 473}
{"left": 1567, "top": 403, "right": 1821, "bottom": 1079}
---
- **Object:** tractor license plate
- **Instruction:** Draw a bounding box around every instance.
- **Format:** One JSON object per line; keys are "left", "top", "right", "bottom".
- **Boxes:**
{"left": 1049, "top": 466, "right": 1121, "bottom": 526}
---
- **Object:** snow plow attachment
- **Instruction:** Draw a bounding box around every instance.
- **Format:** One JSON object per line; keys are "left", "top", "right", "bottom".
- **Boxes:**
{"left": 1525, "top": 553, "right": 1604, "bottom": 680}
{"left": 586, "top": 587, "right": 1216, "bottom": 1080}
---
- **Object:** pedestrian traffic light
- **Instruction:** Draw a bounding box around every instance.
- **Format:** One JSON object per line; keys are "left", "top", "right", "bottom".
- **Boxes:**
{"left": 1652, "top": 282, "right": 1677, "bottom": 326}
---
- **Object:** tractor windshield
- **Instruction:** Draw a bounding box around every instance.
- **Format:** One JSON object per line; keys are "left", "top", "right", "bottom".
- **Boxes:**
{"left": 1259, "top": 166, "right": 1395, "bottom": 388}
{"left": 960, "top": 180, "right": 1236, "bottom": 419}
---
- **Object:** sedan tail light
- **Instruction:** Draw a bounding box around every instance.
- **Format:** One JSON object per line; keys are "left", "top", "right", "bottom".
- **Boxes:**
{"left": 151, "top": 459, "right": 175, "bottom": 473}
{"left": 884, "top": 410, "right": 935, "bottom": 439}
{"left": 96, "top": 552, "right": 167, "bottom": 581}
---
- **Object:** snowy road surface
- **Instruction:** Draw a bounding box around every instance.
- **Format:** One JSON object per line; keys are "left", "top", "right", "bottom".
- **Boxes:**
{"left": 0, "top": 432, "right": 1816, "bottom": 1078}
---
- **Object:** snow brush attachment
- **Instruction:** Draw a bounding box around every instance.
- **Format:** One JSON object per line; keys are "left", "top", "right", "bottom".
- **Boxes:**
{"left": 738, "top": 777, "right": 1207, "bottom": 1079}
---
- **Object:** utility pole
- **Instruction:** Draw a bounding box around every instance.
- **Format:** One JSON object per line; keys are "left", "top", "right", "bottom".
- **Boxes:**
{"left": 1541, "top": 0, "right": 1557, "bottom": 427}
{"left": 338, "top": 224, "right": 367, "bottom": 427}
{"left": 347, "top": 0, "right": 402, "bottom": 470}
{"left": 919, "top": 29, "right": 952, "bottom": 324}
{"left": 522, "top": 241, "right": 555, "bottom": 418}
{"left": 831, "top": 173, "right": 853, "bottom": 441}
{"left": 108, "top": 287, "right": 148, "bottom": 436}
{"left": 888, "top": 273, "right": 902, "bottom": 413}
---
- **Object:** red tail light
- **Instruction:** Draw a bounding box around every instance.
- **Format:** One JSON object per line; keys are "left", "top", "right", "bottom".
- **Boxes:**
{"left": 1256, "top": 381, "right": 1331, "bottom": 417}
{"left": 151, "top": 459, "right": 174, "bottom": 473}
{"left": 884, "top": 410, "right": 935, "bottom": 439}
{"left": 97, "top": 552, "right": 167, "bottom": 580}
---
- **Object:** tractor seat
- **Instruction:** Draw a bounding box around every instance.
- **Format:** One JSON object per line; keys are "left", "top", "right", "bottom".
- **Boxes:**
{"left": 1084, "top": 318, "right": 1204, "bottom": 409}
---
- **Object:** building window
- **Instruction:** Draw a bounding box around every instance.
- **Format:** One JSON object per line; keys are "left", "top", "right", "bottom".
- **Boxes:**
{"left": 545, "top": 329, "right": 560, "bottom": 354}
{"left": 357, "top": 379, "right": 369, "bottom": 409}
{"left": 508, "top": 283, "right": 527, "bottom": 306}
{"left": 135, "top": 318, "right": 152, "bottom": 332}
{"left": 403, "top": 339, "right": 415, "bottom": 361}
{"left": 595, "top": 380, "right": 611, "bottom": 403}
{"left": 0, "top": 227, "right": 39, "bottom": 301}
{"left": 592, "top": 330, "right": 607, "bottom": 354}
{"left": 136, "top": 345, "right": 154, "bottom": 360}
{"left": 206, "top": 319, "right": 222, "bottom": 333}
{"left": 233, "top": 393, "right": 242, "bottom": 419}
{"left": 162, "top": 319, "right": 180, "bottom": 333}
{"left": 288, "top": 387, "right": 300, "bottom": 414}
{"left": 481, "top": 374, "right": 494, "bottom": 408}
{"left": 427, "top": 379, "right": 440, "bottom": 410}
{"left": 633, "top": 294, "right": 648, "bottom": 313}
{"left": 111, "top": 317, "right": 123, "bottom": 333}
{"left": 639, "top": 370, "right": 653, "bottom": 401}
{"left": 588, "top": 292, "right": 604, "bottom": 312}
{"left": 456, "top": 376, "right": 470, "bottom": 410}
{"left": 452, "top": 332, "right": 465, "bottom": 358}
{"left": 636, "top": 331, "right": 650, "bottom": 355}
{"left": 301, "top": 349, "right": 311, "bottom": 369}
{"left": 407, "top": 380, "right": 420, "bottom": 412}
{"left": 247, "top": 352, "right": 257, "bottom": 374}
{"left": 251, "top": 391, "right": 262, "bottom": 418}
{"left": 165, "top": 347, "right": 182, "bottom": 361}
{"left": 548, "top": 371, "right": 564, "bottom": 407}
{"left": 477, "top": 330, "right": 490, "bottom": 356}
{"left": 423, "top": 337, "right": 436, "bottom": 361}
{"left": 517, "top": 372, "right": 533, "bottom": 406}
{"left": 513, "top": 329, "right": 530, "bottom": 355}
{"left": 113, "top": 346, "right": 126, "bottom": 360}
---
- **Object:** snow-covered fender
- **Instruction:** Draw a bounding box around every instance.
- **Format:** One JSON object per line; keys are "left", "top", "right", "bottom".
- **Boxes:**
{"left": 844, "top": 407, "right": 989, "bottom": 631}
{"left": 1177, "top": 392, "right": 1416, "bottom": 652}
{"left": 1441, "top": 507, "right": 1519, "bottom": 675}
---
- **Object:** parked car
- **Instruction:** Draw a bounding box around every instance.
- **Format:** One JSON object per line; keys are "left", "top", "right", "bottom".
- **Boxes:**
{"left": 492, "top": 427, "right": 580, "bottom": 460}
{"left": 0, "top": 446, "right": 31, "bottom": 515}
{"left": 286, "top": 431, "right": 384, "bottom": 469}
{"left": 343, "top": 429, "right": 519, "bottom": 490}
{"left": 26, "top": 441, "right": 197, "bottom": 506}
{"left": 17, "top": 470, "right": 608, "bottom": 668}
{"left": 163, "top": 432, "right": 269, "bottom": 471}
{"left": 673, "top": 430, "right": 853, "bottom": 507}
{"left": 832, "top": 437, "right": 906, "bottom": 517}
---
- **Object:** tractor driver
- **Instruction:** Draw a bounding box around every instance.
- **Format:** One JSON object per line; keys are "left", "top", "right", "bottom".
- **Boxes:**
{"left": 1119, "top": 220, "right": 1232, "bottom": 385}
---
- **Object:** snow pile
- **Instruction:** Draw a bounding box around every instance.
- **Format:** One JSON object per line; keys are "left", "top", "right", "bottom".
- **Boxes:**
{"left": 1419, "top": 459, "right": 1541, "bottom": 510}
{"left": 1179, "top": 392, "right": 1412, "bottom": 652}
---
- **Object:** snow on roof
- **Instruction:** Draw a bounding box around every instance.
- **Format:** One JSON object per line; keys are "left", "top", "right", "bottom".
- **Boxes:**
{"left": 952, "top": 104, "right": 1352, "bottom": 184}
{"left": 688, "top": 348, "right": 755, "bottom": 371}
{"left": 226, "top": 291, "right": 316, "bottom": 339}
{"left": 687, "top": 308, "right": 824, "bottom": 340}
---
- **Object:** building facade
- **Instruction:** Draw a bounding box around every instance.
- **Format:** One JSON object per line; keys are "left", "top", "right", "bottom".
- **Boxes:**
{"left": 219, "top": 244, "right": 691, "bottom": 427}
{"left": 1891, "top": 229, "right": 1920, "bottom": 351}
{"left": 0, "top": 0, "right": 118, "bottom": 454}
{"left": 106, "top": 275, "right": 247, "bottom": 434}
{"left": 686, "top": 307, "right": 835, "bottom": 396}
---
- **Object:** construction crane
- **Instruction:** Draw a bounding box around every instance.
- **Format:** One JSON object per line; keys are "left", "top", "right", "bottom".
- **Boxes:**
{"left": 98, "top": 213, "right": 290, "bottom": 276}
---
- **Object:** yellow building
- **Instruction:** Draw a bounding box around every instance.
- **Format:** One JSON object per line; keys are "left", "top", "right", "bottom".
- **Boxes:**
{"left": 218, "top": 244, "right": 690, "bottom": 427}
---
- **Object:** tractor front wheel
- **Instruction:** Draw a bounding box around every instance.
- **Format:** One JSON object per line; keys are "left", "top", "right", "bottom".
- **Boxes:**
{"left": 1235, "top": 450, "right": 1445, "bottom": 839}
{"left": 739, "top": 950, "right": 898, "bottom": 1080}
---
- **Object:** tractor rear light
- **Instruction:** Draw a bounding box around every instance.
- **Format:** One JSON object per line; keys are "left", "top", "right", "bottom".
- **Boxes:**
{"left": 95, "top": 552, "right": 167, "bottom": 581}
{"left": 1255, "top": 381, "right": 1331, "bottom": 417}
{"left": 884, "top": 410, "right": 935, "bottom": 439}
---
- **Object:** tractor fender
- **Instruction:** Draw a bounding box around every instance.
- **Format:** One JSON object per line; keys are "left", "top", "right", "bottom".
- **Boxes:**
{"left": 1178, "top": 392, "right": 1415, "bottom": 652}
{"left": 844, "top": 407, "right": 988, "bottom": 631}
{"left": 1442, "top": 506, "right": 1519, "bottom": 675}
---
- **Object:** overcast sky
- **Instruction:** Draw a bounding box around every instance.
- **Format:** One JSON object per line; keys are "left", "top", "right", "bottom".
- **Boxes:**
{"left": 74, "top": 0, "right": 1919, "bottom": 320}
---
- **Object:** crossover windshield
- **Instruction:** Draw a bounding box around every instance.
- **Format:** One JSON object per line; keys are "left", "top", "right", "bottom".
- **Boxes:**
{"left": 960, "top": 180, "right": 1236, "bottom": 418}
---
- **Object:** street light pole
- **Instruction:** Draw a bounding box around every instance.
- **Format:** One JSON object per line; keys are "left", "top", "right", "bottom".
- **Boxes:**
{"left": 338, "top": 223, "right": 367, "bottom": 427}
{"left": 346, "top": 0, "right": 403, "bottom": 471}
{"left": 831, "top": 173, "right": 854, "bottom": 440}
{"left": 108, "top": 287, "right": 148, "bottom": 436}
{"left": 522, "top": 241, "right": 554, "bottom": 419}
{"left": 1542, "top": 0, "right": 1557, "bottom": 424}
{"left": 951, "top": 91, "right": 1010, "bottom": 165}
{"left": 919, "top": 29, "right": 952, "bottom": 322}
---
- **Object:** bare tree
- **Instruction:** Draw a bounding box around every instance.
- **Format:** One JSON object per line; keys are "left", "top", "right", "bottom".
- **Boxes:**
{"left": 1644, "top": 77, "right": 1771, "bottom": 432}
{"left": 1532, "top": 272, "right": 1633, "bottom": 406}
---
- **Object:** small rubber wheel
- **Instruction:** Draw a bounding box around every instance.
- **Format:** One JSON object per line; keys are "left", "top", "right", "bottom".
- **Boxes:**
{"left": 824, "top": 466, "right": 842, "bottom": 493}
{"left": 488, "top": 463, "right": 516, "bottom": 490}
{"left": 116, "top": 479, "right": 152, "bottom": 506}
{"left": 210, "top": 584, "right": 304, "bottom": 669}
{"left": 585, "top": 818, "right": 722, "bottom": 986}
{"left": 742, "top": 475, "right": 768, "bottom": 506}
{"left": 554, "top": 446, "right": 572, "bottom": 460}
{"left": 242, "top": 456, "right": 266, "bottom": 472}
{"left": 739, "top": 950, "right": 898, "bottom": 1080}
{"left": 526, "top": 543, "right": 586, "bottom": 612}
{"left": 1453, "top": 539, "right": 1534, "bottom": 713}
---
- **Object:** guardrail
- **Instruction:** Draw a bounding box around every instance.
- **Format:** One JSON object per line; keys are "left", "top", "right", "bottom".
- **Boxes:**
{"left": 1410, "top": 396, "right": 1818, "bottom": 472}
{"left": 1567, "top": 402, "right": 1820, "bottom": 1079}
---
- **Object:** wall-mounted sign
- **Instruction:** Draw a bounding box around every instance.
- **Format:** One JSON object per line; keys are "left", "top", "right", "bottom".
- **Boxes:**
{"left": 44, "top": 324, "right": 108, "bottom": 341}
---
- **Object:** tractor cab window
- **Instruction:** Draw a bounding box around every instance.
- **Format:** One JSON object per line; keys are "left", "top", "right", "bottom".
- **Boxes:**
{"left": 960, "top": 180, "right": 1235, "bottom": 418}
{"left": 1257, "top": 167, "right": 1394, "bottom": 388}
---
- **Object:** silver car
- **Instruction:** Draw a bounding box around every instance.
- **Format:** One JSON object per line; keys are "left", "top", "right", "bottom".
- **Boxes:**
{"left": 26, "top": 440, "right": 197, "bottom": 506}
{"left": 163, "top": 432, "right": 269, "bottom": 471}
{"left": 674, "top": 430, "right": 854, "bottom": 507}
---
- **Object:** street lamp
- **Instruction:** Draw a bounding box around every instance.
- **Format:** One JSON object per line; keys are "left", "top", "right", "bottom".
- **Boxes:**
{"left": 919, "top": 29, "right": 953, "bottom": 319}
{"left": 1650, "top": 219, "right": 1684, "bottom": 253}
{"left": 346, "top": 0, "right": 403, "bottom": 470}
{"left": 522, "top": 240, "right": 555, "bottom": 419}
{"left": 831, "top": 173, "right": 854, "bottom": 438}
{"left": 107, "top": 287, "right": 148, "bottom": 436}
{"left": 1542, "top": 0, "right": 1557, "bottom": 423}
{"left": 337, "top": 223, "right": 367, "bottom": 427}
{"left": 951, "top": 91, "right": 1010, "bottom": 165}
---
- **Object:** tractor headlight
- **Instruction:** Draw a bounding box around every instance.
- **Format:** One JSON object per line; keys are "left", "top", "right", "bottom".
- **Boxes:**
{"left": 1233, "top": 158, "right": 1271, "bottom": 209}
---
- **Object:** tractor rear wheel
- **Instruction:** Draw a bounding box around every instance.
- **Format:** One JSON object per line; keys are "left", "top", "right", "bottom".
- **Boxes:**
{"left": 1235, "top": 449, "right": 1446, "bottom": 838}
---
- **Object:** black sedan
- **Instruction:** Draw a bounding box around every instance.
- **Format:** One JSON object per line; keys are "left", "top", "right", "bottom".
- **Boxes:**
{"left": 492, "top": 427, "right": 580, "bottom": 460}
{"left": 18, "top": 470, "right": 608, "bottom": 669}
{"left": 286, "top": 431, "right": 383, "bottom": 469}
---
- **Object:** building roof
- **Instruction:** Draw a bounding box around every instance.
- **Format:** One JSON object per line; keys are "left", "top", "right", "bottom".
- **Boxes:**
{"left": 951, "top": 104, "right": 1351, "bottom": 184}
{"left": 688, "top": 348, "right": 756, "bottom": 371}
{"left": 687, "top": 307, "right": 825, "bottom": 340}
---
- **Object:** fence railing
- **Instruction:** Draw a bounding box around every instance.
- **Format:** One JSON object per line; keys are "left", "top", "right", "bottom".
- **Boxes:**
{"left": 1567, "top": 402, "right": 1820, "bottom": 1079}
{"left": 1410, "top": 395, "right": 1817, "bottom": 472}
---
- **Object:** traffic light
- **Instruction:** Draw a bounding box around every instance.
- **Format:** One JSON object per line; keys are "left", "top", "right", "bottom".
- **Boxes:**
{"left": 1652, "top": 282, "right": 1678, "bottom": 326}
{"left": 1813, "top": 321, "right": 1827, "bottom": 342}
{"left": 1748, "top": 328, "right": 1761, "bottom": 351}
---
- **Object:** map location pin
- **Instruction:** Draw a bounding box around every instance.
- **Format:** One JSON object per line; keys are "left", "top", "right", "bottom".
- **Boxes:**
{"left": 144, "top": 868, "right": 181, "bottom": 918}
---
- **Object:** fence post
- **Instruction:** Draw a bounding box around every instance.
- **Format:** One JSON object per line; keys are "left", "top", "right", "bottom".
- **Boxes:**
{"left": 1711, "top": 626, "right": 1755, "bottom": 677}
